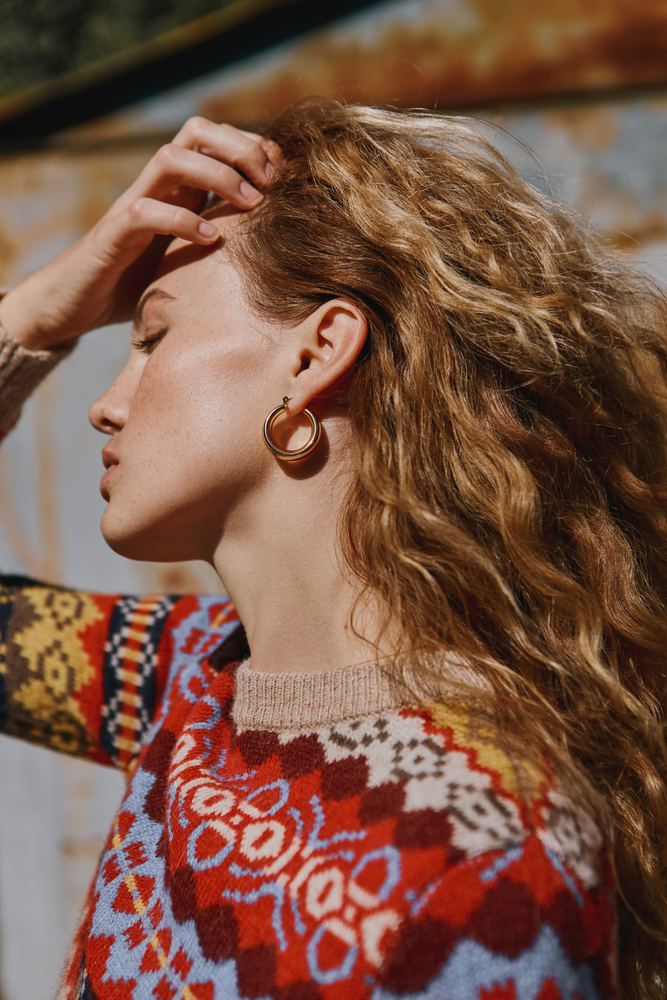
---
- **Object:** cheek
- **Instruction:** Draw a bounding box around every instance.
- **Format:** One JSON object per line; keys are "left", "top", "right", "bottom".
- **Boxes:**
{"left": 129, "top": 337, "right": 275, "bottom": 488}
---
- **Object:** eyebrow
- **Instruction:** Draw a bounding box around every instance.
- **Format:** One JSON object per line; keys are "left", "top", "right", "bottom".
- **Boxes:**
{"left": 132, "top": 288, "right": 177, "bottom": 330}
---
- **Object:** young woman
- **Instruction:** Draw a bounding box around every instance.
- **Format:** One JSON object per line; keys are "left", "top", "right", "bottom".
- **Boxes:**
{"left": 0, "top": 99, "right": 665, "bottom": 1000}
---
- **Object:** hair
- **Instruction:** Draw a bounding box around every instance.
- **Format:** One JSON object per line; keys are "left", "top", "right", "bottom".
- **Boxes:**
{"left": 232, "top": 98, "right": 667, "bottom": 998}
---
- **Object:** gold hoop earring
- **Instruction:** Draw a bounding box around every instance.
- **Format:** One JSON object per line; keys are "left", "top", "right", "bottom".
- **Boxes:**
{"left": 263, "top": 396, "right": 321, "bottom": 462}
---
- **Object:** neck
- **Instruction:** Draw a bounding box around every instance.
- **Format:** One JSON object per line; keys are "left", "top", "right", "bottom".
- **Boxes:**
{"left": 211, "top": 428, "right": 380, "bottom": 675}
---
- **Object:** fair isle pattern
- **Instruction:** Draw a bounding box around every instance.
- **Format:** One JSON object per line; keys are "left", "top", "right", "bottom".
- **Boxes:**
{"left": 101, "top": 595, "right": 177, "bottom": 773}
{"left": 0, "top": 577, "right": 115, "bottom": 760}
{"left": 0, "top": 580, "right": 617, "bottom": 1000}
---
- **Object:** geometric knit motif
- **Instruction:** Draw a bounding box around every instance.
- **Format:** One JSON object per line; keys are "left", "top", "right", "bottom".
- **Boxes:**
{"left": 0, "top": 579, "right": 618, "bottom": 1000}
{"left": 101, "top": 595, "right": 177, "bottom": 772}
{"left": 0, "top": 576, "right": 108, "bottom": 757}
{"left": 0, "top": 576, "right": 182, "bottom": 768}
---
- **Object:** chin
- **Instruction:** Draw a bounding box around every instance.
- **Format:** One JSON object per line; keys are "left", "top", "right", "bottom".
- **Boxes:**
{"left": 100, "top": 508, "right": 197, "bottom": 563}
{"left": 100, "top": 507, "right": 171, "bottom": 562}
{"left": 101, "top": 521, "right": 158, "bottom": 562}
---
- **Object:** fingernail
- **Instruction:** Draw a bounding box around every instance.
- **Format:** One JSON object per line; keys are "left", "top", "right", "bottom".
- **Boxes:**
{"left": 198, "top": 221, "right": 218, "bottom": 240}
{"left": 240, "top": 180, "right": 262, "bottom": 204}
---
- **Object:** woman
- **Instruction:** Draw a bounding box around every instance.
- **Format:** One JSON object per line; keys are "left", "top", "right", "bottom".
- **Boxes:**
{"left": 0, "top": 99, "right": 664, "bottom": 1000}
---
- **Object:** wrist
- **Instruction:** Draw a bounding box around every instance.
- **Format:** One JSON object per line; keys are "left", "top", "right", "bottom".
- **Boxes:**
{"left": 0, "top": 286, "right": 74, "bottom": 352}
{"left": 0, "top": 288, "right": 39, "bottom": 348}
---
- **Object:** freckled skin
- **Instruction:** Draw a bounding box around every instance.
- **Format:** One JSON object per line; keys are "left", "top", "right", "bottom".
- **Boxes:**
{"left": 1, "top": 118, "right": 382, "bottom": 676}
{"left": 89, "top": 209, "right": 285, "bottom": 563}
{"left": 88, "top": 207, "right": 379, "bottom": 675}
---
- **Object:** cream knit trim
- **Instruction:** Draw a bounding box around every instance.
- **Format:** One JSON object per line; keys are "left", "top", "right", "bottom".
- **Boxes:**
{"left": 233, "top": 658, "right": 436, "bottom": 731}
{"left": 0, "top": 290, "right": 73, "bottom": 436}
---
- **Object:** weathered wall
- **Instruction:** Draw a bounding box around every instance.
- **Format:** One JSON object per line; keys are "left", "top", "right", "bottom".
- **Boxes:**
{"left": 172, "top": 0, "right": 667, "bottom": 122}
{"left": 0, "top": 138, "right": 224, "bottom": 1000}
{"left": 2, "top": 1, "right": 667, "bottom": 997}
{"left": 66, "top": 0, "right": 667, "bottom": 141}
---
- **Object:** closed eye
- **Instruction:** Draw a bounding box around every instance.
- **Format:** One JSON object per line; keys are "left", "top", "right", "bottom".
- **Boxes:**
{"left": 132, "top": 329, "right": 167, "bottom": 354}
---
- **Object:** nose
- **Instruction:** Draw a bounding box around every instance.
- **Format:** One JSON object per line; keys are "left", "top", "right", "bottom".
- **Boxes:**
{"left": 88, "top": 359, "right": 138, "bottom": 435}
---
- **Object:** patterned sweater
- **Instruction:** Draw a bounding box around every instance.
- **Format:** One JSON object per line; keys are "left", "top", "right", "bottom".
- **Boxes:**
{"left": 0, "top": 324, "right": 617, "bottom": 1000}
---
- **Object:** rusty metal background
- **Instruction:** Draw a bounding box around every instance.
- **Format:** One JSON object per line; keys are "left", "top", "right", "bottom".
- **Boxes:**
{"left": 200, "top": 0, "right": 667, "bottom": 122}
{"left": 4, "top": 0, "right": 667, "bottom": 141}
{"left": 51, "top": 0, "right": 667, "bottom": 143}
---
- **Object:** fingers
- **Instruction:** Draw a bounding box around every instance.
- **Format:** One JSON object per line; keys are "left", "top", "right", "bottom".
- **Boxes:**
{"left": 100, "top": 197, "right": 220, "bottom": 256}
{"left": 172, "top": 117, "right": 281, "bottom": 189}
{"left": 151, "top": 143, "right": 267, "bottom": 209}
{"left": 119, "top": 143, "right": 260, "bottom": 213}
{"left": 112, "top": 118, "right": 283, "bottom": 215}
{"left": 101, "top": 117, "right": 285, "bottom": 254}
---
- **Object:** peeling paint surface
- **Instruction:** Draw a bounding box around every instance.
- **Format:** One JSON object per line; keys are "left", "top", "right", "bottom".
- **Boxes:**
{"left": 0, "top": 141, "right": 223, "bottom": 1000}
{"left": 70, "top": 0, "right": 667, "bottom": 140}
{"left": 199, "top": 0, "right": 667, "bottom": 123}
{"left": 2, "top": 2, "right": 667, "bottom": 998}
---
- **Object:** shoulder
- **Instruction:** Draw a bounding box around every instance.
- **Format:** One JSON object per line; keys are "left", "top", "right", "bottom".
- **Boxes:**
{"left": 307, "top": 698, "right": 605, "bottom": 886}
{"left": 226, "top": 700, "right": 618, "bottom": 997}
{"left": 299, "top": 700, "right": 616, "bottom": 997}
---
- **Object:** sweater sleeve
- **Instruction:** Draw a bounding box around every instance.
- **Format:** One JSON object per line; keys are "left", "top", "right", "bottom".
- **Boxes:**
{"left": 0, "top": 577, "right": 237, "bottom": 773}
{"left": 0, "top": 298, "right": 74, "bottom": 439}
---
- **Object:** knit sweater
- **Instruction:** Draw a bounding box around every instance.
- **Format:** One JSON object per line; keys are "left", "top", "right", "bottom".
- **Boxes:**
{"left": 0, "top": 323, "right": 617, "bottom": 1000}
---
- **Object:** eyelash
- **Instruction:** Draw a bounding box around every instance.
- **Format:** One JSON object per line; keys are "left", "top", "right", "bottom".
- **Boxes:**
{"left": 132, "top": 329, "right": 166, "bottom": 354}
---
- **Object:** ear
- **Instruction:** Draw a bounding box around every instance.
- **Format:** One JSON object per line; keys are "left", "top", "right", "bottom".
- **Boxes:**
{"left": 284, "top": 299, "right": 367, "bottom": 413}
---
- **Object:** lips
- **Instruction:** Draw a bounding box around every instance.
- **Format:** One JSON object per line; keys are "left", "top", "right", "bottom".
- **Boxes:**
{"left": 102, "top": 446, "right": 118, "bottom": 470}
{"left": 100, "top": 447, "right": 119, "bottom": 500}
{"left": 99, "top": 463, "right": 118, "bottom": 500}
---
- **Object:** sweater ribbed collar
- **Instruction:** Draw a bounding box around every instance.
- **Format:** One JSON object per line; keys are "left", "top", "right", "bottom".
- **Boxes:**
{"left": 232, "top": 658, "right": 427, "bottom": 732}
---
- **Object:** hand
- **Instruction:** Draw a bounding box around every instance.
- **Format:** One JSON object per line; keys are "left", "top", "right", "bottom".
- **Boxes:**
{"left": 0, "top": 118, "right": 280, "bottom": 350}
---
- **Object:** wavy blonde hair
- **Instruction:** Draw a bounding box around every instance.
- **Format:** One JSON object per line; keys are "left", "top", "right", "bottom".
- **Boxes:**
{"left": 233, "top": 98, "right": 667, "bottom": 998}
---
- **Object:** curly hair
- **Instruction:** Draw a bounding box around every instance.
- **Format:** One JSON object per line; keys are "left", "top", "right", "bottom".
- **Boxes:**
{"left": 232, "top": 98, "right": 667, "bottom": 998}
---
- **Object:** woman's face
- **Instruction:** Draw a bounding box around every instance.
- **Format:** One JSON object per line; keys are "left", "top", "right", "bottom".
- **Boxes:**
{"left": 88, "top": 207, "right": 289, "bottom": 563}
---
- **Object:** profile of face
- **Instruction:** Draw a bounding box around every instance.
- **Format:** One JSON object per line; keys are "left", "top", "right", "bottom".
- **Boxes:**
{"left": 88, "top": 206, "right": 366, "bottom": 567}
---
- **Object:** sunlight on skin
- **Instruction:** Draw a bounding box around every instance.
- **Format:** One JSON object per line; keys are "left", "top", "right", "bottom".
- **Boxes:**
{"left": 88, "top": 207, "right": 382, "bottom": 675}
